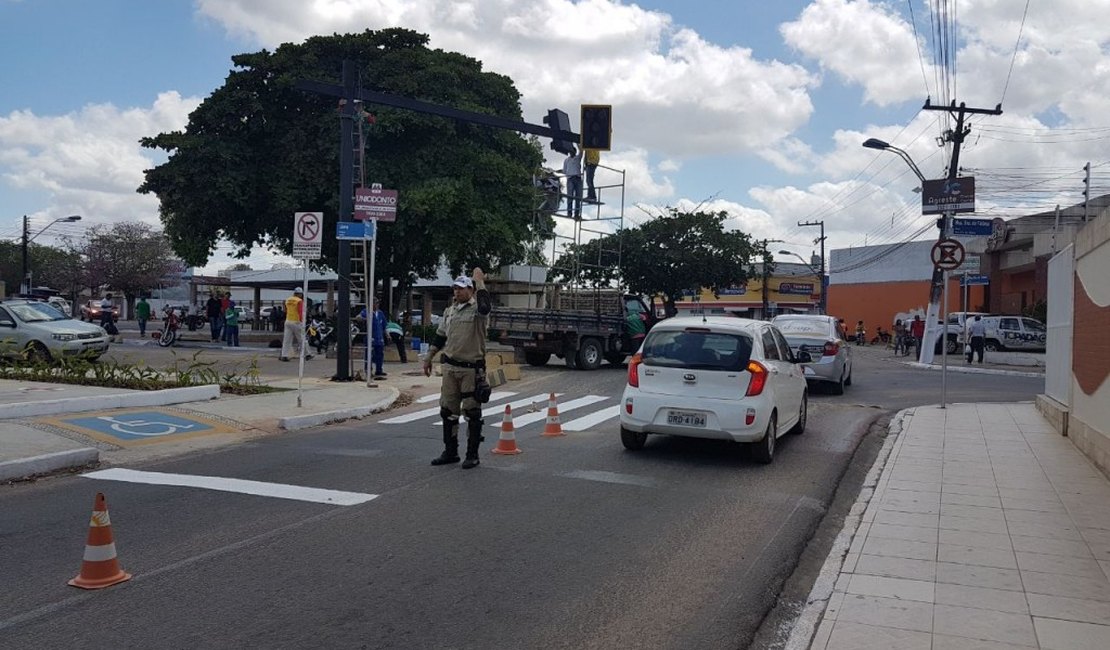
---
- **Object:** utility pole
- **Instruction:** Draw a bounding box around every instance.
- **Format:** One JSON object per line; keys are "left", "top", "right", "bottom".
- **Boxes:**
{"left": 1083, "top": 162, "right": 1091, "bottom": 223}
{"left": 20, "top": 215, "right": 29, "bottom": 295}
{"left": 918, "top": 100, "right": 1003, "bottom": 366}
{"left": 760, "top": 239, "right": 783, "bottom": 319}
{"left": 797, "top": 220, "right": 826, "bottom": 314}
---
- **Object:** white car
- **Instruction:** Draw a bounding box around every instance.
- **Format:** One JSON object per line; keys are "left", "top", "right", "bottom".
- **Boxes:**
{"left": 619, "top": 317, "right": 810, "bottom": 464}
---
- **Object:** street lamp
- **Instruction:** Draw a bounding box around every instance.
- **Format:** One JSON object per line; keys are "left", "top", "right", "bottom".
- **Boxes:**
{"left": 778, "top": 250, "right": 825, "bottom": 314}
{"left": 21, "top": 214, "right": 81, "bottom": 294}
{"left": 862, "top": 138, "right": 926, "bottom": 184}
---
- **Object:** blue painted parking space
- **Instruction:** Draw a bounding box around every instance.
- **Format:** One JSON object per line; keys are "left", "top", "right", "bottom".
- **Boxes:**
{"left": 40, "top": 409, "right": 238, "bottom": 446}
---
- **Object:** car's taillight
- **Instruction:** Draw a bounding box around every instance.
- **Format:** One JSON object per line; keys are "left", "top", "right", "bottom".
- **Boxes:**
{"left": 628, "top": 353, "right": 642, "bottom": 387}
{"left": 823, "top": 341, "right": 839, "bottom": 356}
{"left": 745, "top": 360, "right": 768, "bottom": 396}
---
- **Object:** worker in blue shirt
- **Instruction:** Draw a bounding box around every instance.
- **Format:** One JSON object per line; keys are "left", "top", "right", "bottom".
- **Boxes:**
{"left": 370, "top": 297, "right": 387, "bottom": 378}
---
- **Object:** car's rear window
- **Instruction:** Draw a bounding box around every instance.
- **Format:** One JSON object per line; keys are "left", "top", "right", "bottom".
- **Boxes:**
{"left": 774, "top": 319, "right": 830, "bottom": 338}
{"left": 641, "top": 329, "right": 753, "bottom": 370}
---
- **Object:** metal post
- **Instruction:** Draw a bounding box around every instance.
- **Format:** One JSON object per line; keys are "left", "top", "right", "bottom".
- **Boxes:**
{"left": 941, "top": 268, "right": 949, "bottom": 409}
{"left": 20, "top": 215, "right": 29, "bottom": 295}
{"left": 335, "top": 61, "right": 356, "bottom": 380}
{"left": 297, "top": 261, "right": 310, "bottom": 408}
{"left": 366, "top": 222, "right": 377, "bottom": 386}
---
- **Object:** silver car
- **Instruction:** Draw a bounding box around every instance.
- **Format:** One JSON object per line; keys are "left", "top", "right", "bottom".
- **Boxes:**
{"left": 771, "top": 315, "right": 853, "bottom": 394}
{"left": 0, "top": 300, "right": 110, "bottom": 362}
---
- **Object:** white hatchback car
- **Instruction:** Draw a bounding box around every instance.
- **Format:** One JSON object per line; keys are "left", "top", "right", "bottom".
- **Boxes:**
{"left": 619, "top": 317, "right": 810, "bottom": 464}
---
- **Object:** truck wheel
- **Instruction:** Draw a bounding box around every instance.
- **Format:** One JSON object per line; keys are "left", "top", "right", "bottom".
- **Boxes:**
{"left": 524, "top": 351, "right": 551, "bottom": 367}
{"left": 576, "top": 338, "right": 603, "bottom": 370}
{"left": 985, "top": 339, "right": 1004, "bottom": 352}
{"left": 605, "top": 351, "right": 626, "bottom": 365}
{"left": 946, "top": 337, "right": 959, "bottom": 354}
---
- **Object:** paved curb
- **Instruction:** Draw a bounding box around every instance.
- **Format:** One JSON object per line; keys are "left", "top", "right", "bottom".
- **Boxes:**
{"left": 278, "top": 387, "right": 401, "bottom": 431}
{"left": 0, "top": 447, "right": 100, "bottom": 482}
{"left": 783, "top": 408, "right": 909, "bottom": 650}
{"left": 904, "top": 361, "right": 1043, "bottom": 378}
{"left": 0, "top": 384, "right": 221, "bottom": 420}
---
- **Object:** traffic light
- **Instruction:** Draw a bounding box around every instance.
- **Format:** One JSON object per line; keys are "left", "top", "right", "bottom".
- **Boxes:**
{"left": 580, "top": 104, "right": 612, "bottom": 150}
{"left": 543, "top": 108, "right": 575, "bottom": 155}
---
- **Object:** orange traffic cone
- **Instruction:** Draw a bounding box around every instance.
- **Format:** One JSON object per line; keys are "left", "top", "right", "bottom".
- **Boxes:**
{"left": 542, "top": 392, "right": 565, "bottom": 437}
{"left": 69, "top": 492, "right": 131, "bottom": 590}
{"left": 491, "top": 405, "right": 523, "bottom": 455}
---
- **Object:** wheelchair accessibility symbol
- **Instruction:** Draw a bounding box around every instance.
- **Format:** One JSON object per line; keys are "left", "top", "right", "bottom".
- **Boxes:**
{"left": 46, "top": 409, "right": 235, "bottom": 445}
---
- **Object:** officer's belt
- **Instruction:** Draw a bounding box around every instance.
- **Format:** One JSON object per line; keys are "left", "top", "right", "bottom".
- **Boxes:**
{"left": 441, "top": 355, "right": 483, "bottom": 369}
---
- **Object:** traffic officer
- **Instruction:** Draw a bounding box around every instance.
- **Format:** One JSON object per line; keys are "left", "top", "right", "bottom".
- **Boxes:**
{"left": 424, "top": 268, "right": 491, "bottom": 469}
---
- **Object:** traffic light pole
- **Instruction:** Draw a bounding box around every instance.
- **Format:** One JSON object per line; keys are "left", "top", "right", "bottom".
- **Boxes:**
{"left": 21, "top": 215, "right": 29, "bottom": 295}
{"left": 297, "top": 61, "right": 583, "bottom": 380}
{"left": 917, "top": 100, "right": 1002, "bottom": 366}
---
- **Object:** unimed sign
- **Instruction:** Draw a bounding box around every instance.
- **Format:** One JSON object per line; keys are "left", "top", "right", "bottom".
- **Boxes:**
{"left": 354, "top": 187, "right": 398, "bottom": 222}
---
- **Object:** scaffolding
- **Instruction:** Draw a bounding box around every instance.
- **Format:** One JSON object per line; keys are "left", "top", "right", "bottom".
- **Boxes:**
{"left": 531, "top": 160, "right": 626, "bottom": 308}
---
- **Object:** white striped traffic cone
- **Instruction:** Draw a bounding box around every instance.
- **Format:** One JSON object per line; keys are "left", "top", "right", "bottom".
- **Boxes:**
{"left": 69, "top": 492, "right": 131, "bottom": 590}
{"left": 491, "top": 405, "right": 523, "bottom": 455}
{"left": 542, "top": 392, "right": 565, "bottom": 437}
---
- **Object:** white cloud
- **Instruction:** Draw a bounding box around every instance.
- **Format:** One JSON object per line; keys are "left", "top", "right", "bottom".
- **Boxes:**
{"left": 196, "top": 0, "right": 817, "bottom": 157}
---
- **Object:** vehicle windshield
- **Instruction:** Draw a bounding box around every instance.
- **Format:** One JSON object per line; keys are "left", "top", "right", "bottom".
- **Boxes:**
{"left": 641, "top": 329, "right": 753, "bottom": 370}
{"left": 773, "top": 319, "right": 830, "bottom": 338}
{"left": 9, "top": 302, "right": 68, "bottom": 322}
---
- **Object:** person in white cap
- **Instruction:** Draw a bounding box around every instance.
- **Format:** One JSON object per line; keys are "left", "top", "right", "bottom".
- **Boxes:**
{"left": 424, "top": 267, "right": 490, "bottom": 469}
{"left": 280, "top": 286, "right": 312, "bottom": 362}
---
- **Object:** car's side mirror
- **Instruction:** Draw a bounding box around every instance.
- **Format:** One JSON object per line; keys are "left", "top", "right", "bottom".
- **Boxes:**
{"left": 794, "top": 350, "right": 813, "bottom": 363}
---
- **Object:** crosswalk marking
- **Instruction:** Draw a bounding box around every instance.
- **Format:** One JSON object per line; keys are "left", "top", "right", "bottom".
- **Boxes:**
{"left": 83, "top": 468, "right": 378, "bottom": 506}
{"left": 512, "top": 395, "right": 609, "bottom": 427}
{"left": 415, "top": 394, "right": 441, "bottom": 404}
{"left": 381, "top": 392, "right": 518, "bottom": 423}
{"left": 563, "top": 405, "right": 620, "bottom": 431}
{"left": 421, "top": 393, "right": 559, "bottom": 426}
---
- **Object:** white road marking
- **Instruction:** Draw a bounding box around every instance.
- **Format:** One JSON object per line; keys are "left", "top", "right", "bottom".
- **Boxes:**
{"left": 421, "top": 393, "right": 561, "bottom": 426}
{"left": 381, "top": 391, "right": 518, "bottom": 423}
{"left": 560, "top": 470, "right": 657, "bottom": 488}
{"left": 512, "top": 395, "right": 609, "bottom": 427}
{"left": 562, "top": 405, "right": 621, "bottom": 431}
{"left": 415, "top": 394, "right": 441, "bottom": 404}
{"left": 82, "top": 468, "right": 378, "bottom": 506}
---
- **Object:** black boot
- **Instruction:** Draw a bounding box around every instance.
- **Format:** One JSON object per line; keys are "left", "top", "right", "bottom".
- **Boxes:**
{"left": 431, "top": 417, "right": 460, "bottom": 466}
{"left": 461, "top": 415, "right": 485, "bottom": 469}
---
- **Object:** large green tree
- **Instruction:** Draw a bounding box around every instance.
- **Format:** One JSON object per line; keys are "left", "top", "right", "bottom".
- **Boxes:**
{"left": 139, "top": 28, "right": 545, "bottom": 308}
{"left": 555, "top": 209, "right": 760, "bottom": 315}
{"left": 0, "top": 241, "right": 81, "bottom": 297}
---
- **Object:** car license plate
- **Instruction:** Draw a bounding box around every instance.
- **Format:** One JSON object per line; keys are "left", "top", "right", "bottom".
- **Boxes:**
{"left": 667, "top": 410, "right": 706, "bottom": 427}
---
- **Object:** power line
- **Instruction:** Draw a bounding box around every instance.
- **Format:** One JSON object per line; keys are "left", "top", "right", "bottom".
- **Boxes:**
{"left": 1000, "top": 0, "right": 1031, "bottom": 106}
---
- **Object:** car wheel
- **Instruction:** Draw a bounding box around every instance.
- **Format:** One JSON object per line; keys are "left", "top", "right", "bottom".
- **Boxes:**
{"left": 945, "top": 338, "right": 959, "bottom": 355}
{"left": 25, "top": 342, "right": 52, "bottom": 364}
{"left": 751, "top": 413, "right": 777, "bottom": 464}
{"left": 790, "top": 392, "right": 807, "bottom": 435}
{"left": 576, "top": 338, "right": 603, "bottom": 370}
{"left": 524, "top": 351, "right": 551, "bottom": 367}
{"left": 620, "top": 426, "right": 647, "bottom": 451}
{"left": 831, "top": 371, "right": 845, "bottom": 395}
{"left": 985, "top": 340, "right": 1003, "bottom": 352}
{"left": 844, "top": 365, "right": 853, "bottom": 387}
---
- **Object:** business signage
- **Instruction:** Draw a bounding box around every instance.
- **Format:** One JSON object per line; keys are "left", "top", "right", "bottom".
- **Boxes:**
{"left": 354, "top": 186, "right": 398, "bottom": 221}
{"left": 778, "top": 282, "right": 815, "bottom": 296}
{"left": 922, "top": 177, "right": 975, "bottom": 214}
{"left": 718, "top": 286, "right": 747, "bottom": 296}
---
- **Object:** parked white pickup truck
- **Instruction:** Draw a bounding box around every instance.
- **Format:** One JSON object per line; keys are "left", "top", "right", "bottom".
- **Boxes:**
{"left": 980, "top": 315, "right": 1046, "bottom": 351}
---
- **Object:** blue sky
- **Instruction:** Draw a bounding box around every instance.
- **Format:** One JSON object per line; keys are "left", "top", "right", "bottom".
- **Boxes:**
{"left": 2, "top": 0, "right": 1106, "bottom": 273}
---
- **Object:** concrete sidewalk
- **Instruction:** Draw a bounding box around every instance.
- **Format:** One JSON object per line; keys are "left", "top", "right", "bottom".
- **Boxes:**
{"left": 0, "top": 372, "right": 435, "bottom": 482}
{"left": 798, "top": 402, "right": 1110, "bottom": 650}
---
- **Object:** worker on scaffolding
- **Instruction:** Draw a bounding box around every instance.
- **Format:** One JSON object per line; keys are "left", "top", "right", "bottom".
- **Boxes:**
{"left": 563, "top": 148, "right": 583, "bottom": 219}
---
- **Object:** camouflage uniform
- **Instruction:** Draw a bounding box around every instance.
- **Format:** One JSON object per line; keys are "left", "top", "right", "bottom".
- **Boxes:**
{"left": 428, "top": 275, "right": 491, "bottom": 468}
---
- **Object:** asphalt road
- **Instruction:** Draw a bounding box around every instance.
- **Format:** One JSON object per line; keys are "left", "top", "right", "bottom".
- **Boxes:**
{"left": 0, "top": 348, "right": 1044, "bottom": 649}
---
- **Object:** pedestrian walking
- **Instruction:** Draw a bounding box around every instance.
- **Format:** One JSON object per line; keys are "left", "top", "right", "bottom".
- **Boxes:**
{"left": 386, "top": 318, "right": 408, "bottom": 363}
{"left": 220, "top": 292, "right": 231, "bottom": 343}
{"left": 855, "top": 320, "right": 866, "bottom": 346}
{"left": 370, "top": 297, "right": 387, "bottom": 379}
{"left": 135, "top": 296, "right": 151, "bottom": 338}
{"left": 424, "top": 269, "right": 492, "bottom": 469}
{"left": 99, "top": 294, "right": 115, "bottom": 328}
{"left": 892, "top": 319, "right": 905, "bottom": 355}
{"left": 280, "top": 287, "right": 312, "bottom": 362}
{"left": 967, "top": 315, "right": 986, "bottom": 364}
{"left": 224, "top": 300, "right": 240, "bottom": 347}
{"left": 206, "top": 294, "right": 222, "bottom": 342}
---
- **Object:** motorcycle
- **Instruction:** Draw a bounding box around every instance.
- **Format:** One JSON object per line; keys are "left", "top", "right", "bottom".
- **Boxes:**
{"left": 307, "top": 318, "right": 336, "bottom": 355}
{"left": 155, "top": 305, "right": 180, "bottom": 347}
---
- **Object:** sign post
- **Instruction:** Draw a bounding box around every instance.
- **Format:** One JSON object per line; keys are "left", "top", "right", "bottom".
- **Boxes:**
{"left": 930, "top": 232, "right": 964, "bottom": 409}
{"left": 292, "top": 212, "right": 324, "bottom": 408}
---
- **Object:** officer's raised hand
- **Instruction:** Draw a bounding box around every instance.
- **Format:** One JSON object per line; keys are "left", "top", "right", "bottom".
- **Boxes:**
{"left": 472, "top": 267, "right": 485, "bottom": 283}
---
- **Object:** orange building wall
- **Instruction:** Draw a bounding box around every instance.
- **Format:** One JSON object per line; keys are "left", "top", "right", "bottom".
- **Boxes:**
{"left": 828, "top": 279, "right": 986, "bottom": 331}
